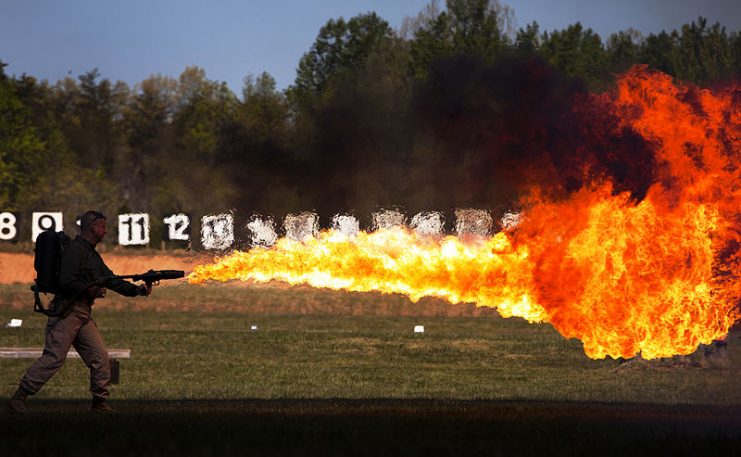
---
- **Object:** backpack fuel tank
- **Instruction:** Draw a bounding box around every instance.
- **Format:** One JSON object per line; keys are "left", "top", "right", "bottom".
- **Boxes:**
{"left": 34, "top": 230, "right": 71, "bottom": 293}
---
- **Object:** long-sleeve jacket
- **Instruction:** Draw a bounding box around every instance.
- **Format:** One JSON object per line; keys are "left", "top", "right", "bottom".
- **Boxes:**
{"left": 58, "top": 236, "right": 139, "bottom": 301}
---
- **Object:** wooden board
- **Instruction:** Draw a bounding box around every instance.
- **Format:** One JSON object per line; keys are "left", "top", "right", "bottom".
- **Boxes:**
{"left": 0, "top": 347, "right": 131, "bottom": 359}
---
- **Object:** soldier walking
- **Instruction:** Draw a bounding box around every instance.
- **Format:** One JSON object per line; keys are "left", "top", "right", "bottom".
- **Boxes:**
{"left": 7, "top": 211, "right": 151, "bottom": 414}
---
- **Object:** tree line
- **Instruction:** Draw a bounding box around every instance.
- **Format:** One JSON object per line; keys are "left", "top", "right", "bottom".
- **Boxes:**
{"left": 1, "top": 0, "right": 739, "bottom": 243}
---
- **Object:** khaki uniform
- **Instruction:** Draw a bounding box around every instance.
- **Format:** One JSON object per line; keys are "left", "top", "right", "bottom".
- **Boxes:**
{"left": 21, "top": 236, "right": 139, "bottom": 400}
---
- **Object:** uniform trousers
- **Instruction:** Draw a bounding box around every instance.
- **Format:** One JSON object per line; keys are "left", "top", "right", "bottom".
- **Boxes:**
{"left": 20, "top": 302, "right": 111, "bottom": 399}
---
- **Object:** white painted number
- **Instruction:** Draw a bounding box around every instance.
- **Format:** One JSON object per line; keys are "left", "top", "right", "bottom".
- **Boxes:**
{"left": 163, "top": 214, "right": 191, "bottom": 241}
{"left": 0, "top": 212, "right": 18, "bottom": 241}
{"left": 118, "top": 213, "right": 150, "bottom": 246}
{"left": 32, "top": 212, "right": 63, "bottom": 242}
{"left": 201, "top": 214, "right": 234, "bottom": 250}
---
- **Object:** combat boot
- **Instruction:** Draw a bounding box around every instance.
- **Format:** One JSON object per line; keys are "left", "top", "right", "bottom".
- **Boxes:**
{"left": 91, "top": 396, "right": 116, "bottom": 414}
{"left": 7, "top": 385, "right": 31, "bottom": 415}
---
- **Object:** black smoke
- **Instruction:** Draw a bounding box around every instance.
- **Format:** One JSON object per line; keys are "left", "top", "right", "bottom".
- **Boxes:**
{"left": 298, "top": 55, "right": 656, "bottom": 227}
{"left": 412, "top": 55, "right": 656, "bottom": 205}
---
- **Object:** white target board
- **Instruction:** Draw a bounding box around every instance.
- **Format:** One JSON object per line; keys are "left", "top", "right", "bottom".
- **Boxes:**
{"left": 411, "top": 212, "right": 444, "bottom": 236}
{"left": 284, "top": 212, "right": 319, "bottom": 242}
{"left": 163, "top": 213, "right": 191, "bottom": 241}
{"left": 331, "top": 214, "right": 359, "bottom": 238}
{"left": 118, "top": 213, "right": 150, "bottom": 246}
{"left": 372, "top": 210, "right": 406, "bottom": 230}
{"left": 201, "top": 213, "right": 234, "bottom": 250}
{"left": 246, "top": 215, "right": 277, "bottom": 248}
{"left": 32, "top": 212, "right": 63, "bottom": 242}
{"left": 0, "top": 212, "right": 19, "bottom": 241}
{"left": 454, "top": 209, "right": 493, "bottom": 238}
{"left": 500, "top": 212, "right": 523, "bottom": 231}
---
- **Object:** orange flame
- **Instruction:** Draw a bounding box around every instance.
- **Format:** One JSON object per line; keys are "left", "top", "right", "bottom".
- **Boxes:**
{"left": 189, "top": 67, "right": 740, "bottom": 360}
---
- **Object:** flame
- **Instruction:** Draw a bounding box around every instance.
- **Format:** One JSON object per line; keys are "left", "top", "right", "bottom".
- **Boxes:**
{"left": 189, "top": 67, "right": 740, "bottom": 360}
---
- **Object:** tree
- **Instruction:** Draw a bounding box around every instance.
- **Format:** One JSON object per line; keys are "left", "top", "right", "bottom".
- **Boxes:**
{"left": 0, "top": 76, "right": 45, "bottom": 209}
{"left": 606, "top": 29, "right": 642, "bottom": 73}
{"left": 241, "top": 72, "right": 289, "bottom": 145}
{"left": 291, "top": 12, "right": 393, "bottom": 105}
{"left": 731, "top": 31, "right": 741, "bottom": 77}
{"left": 540, "top": 23, "right": 608, "bottom": 89}
{"left": 672, "top": 17, "right": 735, "bottom": 83}
{"left": 447, "top": 0, "right": 508, "bottom": 55}
{"left": 409, "top": 0, "right": 513, "bottom": 78}
{"left": 515, "top": 21, "right": 540, "bottom": 55}
{"left": 639, "top": 31, "right": 678, "bottom": 76}
{"left": 174, "top": 66, "right": 238, "bottom": 164}
{"left": 299, "top": 37, "right": 416, "bottom": 219}
{"left": 53, "top": 69, "right": 130, "bottom": 174}
{"left": 0, "top": 71, "right": 117, "bottom": 214}
{"left": 170, "top": 67, "right": 241, "bottom": 211}
{"left": 118, "top": 74, "right": 178, "bottom": 208}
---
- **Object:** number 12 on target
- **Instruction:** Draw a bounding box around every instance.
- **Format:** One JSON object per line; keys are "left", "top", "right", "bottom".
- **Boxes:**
{"left": 163, "top": 213, "right": 191, "bottom": 241}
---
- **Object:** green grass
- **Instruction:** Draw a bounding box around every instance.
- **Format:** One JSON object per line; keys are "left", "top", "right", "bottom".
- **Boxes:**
{"left": 2, "top": 283, "right": 740, "bottom": 456}
{"left": 1, "top": 284, "right": 739, "bottom": 404}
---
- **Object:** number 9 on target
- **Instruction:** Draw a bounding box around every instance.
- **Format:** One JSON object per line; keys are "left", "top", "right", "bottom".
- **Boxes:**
{"left": 32, "top": 212, "right": 63, "bottom": 242}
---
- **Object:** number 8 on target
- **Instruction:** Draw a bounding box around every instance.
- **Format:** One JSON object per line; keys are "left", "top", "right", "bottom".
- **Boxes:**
{"left": 0, "top": 212, "right": 18, "bottom": 241}
{"left": 118, "top": 213, "right": 150, "bottom": 245}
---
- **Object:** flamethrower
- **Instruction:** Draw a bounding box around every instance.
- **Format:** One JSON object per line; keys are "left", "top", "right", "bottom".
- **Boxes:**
{"left": 99, "top": 269, "right": 185, "bottom": 288}
{"left": 33, "top": 269, "right": 185, "bottom": 317}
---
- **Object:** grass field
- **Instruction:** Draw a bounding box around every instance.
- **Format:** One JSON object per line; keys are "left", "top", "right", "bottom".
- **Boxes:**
{"left": 1, "top": 283, "right": 740, "bottom": 455}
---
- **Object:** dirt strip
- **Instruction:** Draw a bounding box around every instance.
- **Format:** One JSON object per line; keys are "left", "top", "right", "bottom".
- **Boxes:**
{"left": 0, "top": 252, "right": 205, "bottom": 285}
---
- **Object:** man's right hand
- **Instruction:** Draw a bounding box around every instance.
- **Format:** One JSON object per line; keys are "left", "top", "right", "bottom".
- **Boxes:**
{"left": 87, "top": 286, "right": 106, "bottom": 298}
{"left": 137, "top": 284, "right": 152, "bottom": 297}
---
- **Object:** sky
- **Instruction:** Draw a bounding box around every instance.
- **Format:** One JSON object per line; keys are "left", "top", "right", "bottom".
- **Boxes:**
{"left": 2, "top": 0, "right": 739, "bottom": 93}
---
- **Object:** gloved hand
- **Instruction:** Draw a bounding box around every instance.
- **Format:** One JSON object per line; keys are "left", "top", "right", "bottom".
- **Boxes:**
{"left": 137, "top": 284, "right": 153, "bottom": 296}
{"left": 87, "top": 286, "right": 106, "bottom": 298}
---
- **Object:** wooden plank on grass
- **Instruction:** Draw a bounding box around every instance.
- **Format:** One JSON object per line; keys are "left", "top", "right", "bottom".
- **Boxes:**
{"left": 0, "top": 347, "right": 131, "bottom": 359}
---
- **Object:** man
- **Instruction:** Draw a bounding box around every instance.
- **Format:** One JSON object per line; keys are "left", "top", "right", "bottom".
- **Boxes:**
{"left": 8, "top": 211, "right": 151, "bottom": 414}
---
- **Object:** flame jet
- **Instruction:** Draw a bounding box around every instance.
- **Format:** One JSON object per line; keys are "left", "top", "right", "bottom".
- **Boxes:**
{"left": 189, "top": 67, "right": 740, "bottom": 360}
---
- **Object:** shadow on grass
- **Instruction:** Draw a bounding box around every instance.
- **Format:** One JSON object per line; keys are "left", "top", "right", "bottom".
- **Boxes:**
{"left": 1, "top": 399, "right": 740, "bottom": 456}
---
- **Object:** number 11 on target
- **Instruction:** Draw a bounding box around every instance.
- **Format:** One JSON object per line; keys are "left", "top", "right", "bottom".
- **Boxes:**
{"left": 118, "top": 213, "right": 150, "bottom": 245}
